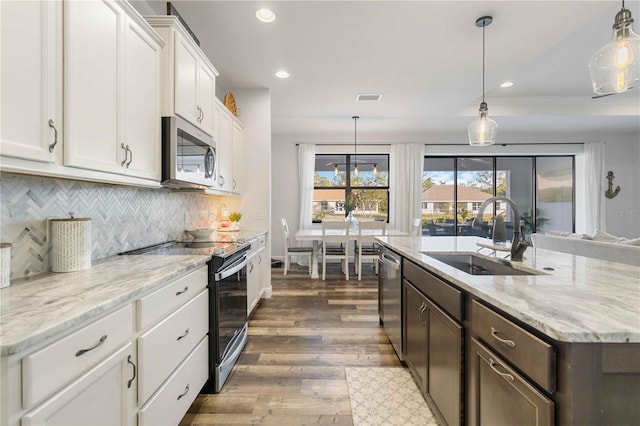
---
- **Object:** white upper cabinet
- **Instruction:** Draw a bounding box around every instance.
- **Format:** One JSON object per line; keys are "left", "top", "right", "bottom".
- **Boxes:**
{"left": 65, "top": 0, "right": 163, "bottom": 180}
{"left": 0, "top": 0, "right": 62, "bottom": 163}
{"left": 231, "top": 119, "right": 244, "bottom": 193}
{"left": 213, "top": 98, "right": 244, "bottom": 195}
{"left": 123, "top": 14, "right": 162, "bottom": 180}
{"left": 145, "top": 16, "right": 218, "bottom": 137}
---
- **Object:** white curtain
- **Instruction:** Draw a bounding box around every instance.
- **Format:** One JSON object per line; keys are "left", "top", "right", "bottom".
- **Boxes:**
{"left": 576, "top": 142, "right": 606, "bottom": 234}
{"left": 389, "top": 144, "right": 424, "bottom": 233}
{"left": 298, "top": 144, "right": 316, "bottom": 230}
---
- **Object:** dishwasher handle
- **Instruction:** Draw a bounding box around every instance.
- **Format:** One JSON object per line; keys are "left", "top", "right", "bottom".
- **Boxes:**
{"left": 380, "top": 252, "right": 400, "bottom": 271}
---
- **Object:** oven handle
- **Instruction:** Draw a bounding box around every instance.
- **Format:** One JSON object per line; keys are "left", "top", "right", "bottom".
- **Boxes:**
{"left": 214, "top": 254, "right": 248, "bottom": 281}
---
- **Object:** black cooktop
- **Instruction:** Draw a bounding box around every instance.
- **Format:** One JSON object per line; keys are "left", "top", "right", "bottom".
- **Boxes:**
{"left": 120, "top": 240, "right": 249, "bottom": 259}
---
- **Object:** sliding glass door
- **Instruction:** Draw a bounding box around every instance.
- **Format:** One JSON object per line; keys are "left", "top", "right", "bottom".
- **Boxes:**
{"left": 422, "top": 155, "right": 573, "bottom": 240}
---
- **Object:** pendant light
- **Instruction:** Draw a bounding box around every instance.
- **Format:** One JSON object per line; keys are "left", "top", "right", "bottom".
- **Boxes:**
{"left": 589, "top": 0, "right": 640, "bottom": 95}
{"left": 352, "top": 116, "right": 359, "bottom": 176}
{"left": 334, "top": 164, "right": 339, "bottom": 176}
{"left": 468, "top": 16, "right": 498, "bottom": 146}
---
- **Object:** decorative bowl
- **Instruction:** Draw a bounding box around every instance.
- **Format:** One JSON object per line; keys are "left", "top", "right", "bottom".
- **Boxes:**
{"left": 187, "top": 229, "right": 215, "bottom": 240}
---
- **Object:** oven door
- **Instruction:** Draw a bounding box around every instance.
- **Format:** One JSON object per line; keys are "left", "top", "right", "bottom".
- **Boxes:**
{"left": 212, "top": 254, "right": 248, "bottom": 364}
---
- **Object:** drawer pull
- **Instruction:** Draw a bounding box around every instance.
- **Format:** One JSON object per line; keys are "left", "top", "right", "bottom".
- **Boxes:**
{"left": 175, "top": 286, "right": 189, "bottom": 296}
{"left": 176, "top": 328, "right": 190, "bottom": 341}
{"left": 127, "top": 354, "right": 137, "bottom": 389}
{"left": 419, "top": 302, "right": 427, "bottom": 323}
{"left": 491, "top": 327, "right": 516, "bottom": 348}
{"left": 75, "top": 335, "right": 107, "bottom": 357}
{"left": 489, "top": 358, "right": 515, "bottom": 383}
{"left": 177, "top": 384, "right": 190, "bottom": 400}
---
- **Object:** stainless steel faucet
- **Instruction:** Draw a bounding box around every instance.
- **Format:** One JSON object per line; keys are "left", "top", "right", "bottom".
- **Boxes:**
{"left": 472, "top": 196, "right": 528, "bottom": 261}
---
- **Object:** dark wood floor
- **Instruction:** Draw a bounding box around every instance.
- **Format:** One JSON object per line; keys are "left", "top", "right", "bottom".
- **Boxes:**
{"left": 180, "top": 261, "right": 402, "bottom": 425}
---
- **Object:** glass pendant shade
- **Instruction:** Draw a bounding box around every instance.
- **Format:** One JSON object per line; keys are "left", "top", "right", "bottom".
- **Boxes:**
{"left": 468, "top": 102, "right": 497, "bottom": 146}
{"left": 589, "top": 7, "right": 640, "bottom": 94}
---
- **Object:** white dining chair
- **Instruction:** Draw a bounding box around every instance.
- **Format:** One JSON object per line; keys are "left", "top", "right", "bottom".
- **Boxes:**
{"left": 354, "top": 221, "right": 386, "bottom": 280}
{"left": 321, "top": 220, "right": 350, "bottom": 281}
{"left": 281, "top": 218, "right": 313, "bottom": 275}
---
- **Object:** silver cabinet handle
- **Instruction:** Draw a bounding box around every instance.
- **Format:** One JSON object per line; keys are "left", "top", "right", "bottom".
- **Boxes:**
{"left": 75, "top": 335, "right": 107, "bottom": 357}
{"left": 48, "top": 119, "right": 58, "bottom": 153}
{"left": 490, "top": 327, "right": 516, "bottom": 348}
{"left": 175, "top": 286, "right": 188, "bottom": 296}
{"left": 232, "top": 179, "right": 237, "bottom": 189}
{"left": 176, "top": 328, "right": 190, "bottom": 341}
{"left": 126, "top": 146, "right": 132, "bottom": 167}
{"left": 489, "top": 358, "right": 515, "bottom": 383}
{"left": 218, "top": 175, "right": 225, "bottom": 186}
{"left": 177, "top": 384, "right": 190, "bottom": 400}
{"left": 127, "top": 354, "right": 137, "bottom": 388}
{"left": 121, "top": 143, "right": 128, "bottom": 166}
{"left": 419, "top": 302, "right": 427, "bottom": 323}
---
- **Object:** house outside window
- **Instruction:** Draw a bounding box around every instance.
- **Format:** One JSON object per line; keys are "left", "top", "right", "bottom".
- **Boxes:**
{"left": 313, "top": 154, "right": 389, "bottom": 222}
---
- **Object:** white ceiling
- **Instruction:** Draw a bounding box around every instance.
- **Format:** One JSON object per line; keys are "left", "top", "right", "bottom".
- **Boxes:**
{"left": 142, "top": 1, "right": 640, "bottom": 144}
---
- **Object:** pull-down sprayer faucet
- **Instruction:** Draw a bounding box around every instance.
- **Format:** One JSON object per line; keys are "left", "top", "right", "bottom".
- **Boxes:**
{"left": 472, "top": 196, "right": 528, "bottom": 261}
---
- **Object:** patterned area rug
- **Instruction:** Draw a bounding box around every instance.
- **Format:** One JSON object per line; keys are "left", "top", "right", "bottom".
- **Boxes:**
{"left": 345, "top": 367, "right": 439, "bottom": 426}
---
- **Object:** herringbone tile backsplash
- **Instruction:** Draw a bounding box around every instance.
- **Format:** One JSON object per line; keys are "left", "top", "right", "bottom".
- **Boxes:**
{"left": 0, "top": 174, "right": 231, "bottom": 280}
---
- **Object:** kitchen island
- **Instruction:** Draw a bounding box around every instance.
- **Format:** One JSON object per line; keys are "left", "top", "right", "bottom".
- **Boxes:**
{"left": 376, "top": 236, "right": 640, "bottom": 426}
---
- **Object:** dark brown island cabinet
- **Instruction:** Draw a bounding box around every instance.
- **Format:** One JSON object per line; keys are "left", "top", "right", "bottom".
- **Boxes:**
{"left": 399, "top": 258, "right": 640, "bottom": 426}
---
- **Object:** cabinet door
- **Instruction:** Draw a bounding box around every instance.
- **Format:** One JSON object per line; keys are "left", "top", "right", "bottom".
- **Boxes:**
{"left": 197, "top": 62, "right": 215, "bottom": 136}
{"left": 231, "top": 120, "right": 244, "bottom": 193}
{"left": 403, "top": 282, "right": 428, "bottom": 393}
{"left": 427, "top": 297, "right": 463, "bottom": 426}
{"left": 123, "top": 15, "right": 161, "bottom": 180}
{"left": 1, "top": 0, "right": 61, "bottom": 163}
{"left": 64, "top": 0, "right": 124, "bottom": 174}
{"left": 469, "top": 338, "right": 554, "bottom": 426}
{"left": 215, "top": 102, "right": 233, "bottom": 191}
{"left": 22, "top": 343, "right": 135, "bottom": 426}
{"left": 174, "top": 33, "right": 198, "bottom": 126}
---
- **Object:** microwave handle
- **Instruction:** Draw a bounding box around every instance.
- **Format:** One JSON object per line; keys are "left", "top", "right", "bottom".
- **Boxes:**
{"left": 205, "top": 146, "right": 215, "bottom": 179}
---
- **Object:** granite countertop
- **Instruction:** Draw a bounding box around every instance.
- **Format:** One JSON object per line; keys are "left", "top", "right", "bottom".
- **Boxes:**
{"left": 376, "top": 236, "right": 640, "bottom": 343}
{"left": 0, "top": 255, "right": 209, "bottom": 356}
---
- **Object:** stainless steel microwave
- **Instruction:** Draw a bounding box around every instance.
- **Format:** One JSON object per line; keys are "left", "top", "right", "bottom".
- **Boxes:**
{"left": 161, "top": 116, "right": 216, "bottom": 189}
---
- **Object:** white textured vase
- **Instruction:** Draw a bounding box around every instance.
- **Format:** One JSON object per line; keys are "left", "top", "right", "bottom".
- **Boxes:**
{"left": 51, "top": 215, "right": 92, "bottom": 272}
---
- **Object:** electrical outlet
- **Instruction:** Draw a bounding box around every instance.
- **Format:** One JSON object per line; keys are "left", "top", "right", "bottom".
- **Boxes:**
{"left": 255, "top": 209, "right": 264, "bottom": 220}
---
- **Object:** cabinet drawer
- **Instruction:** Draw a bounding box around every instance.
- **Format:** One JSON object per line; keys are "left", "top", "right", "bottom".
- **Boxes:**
{"left": 403, "top": 259, "right": 463, "bottom": 322}
{"left": 137, "top": 266, "right": 207, "bottom": 330}
{"left": 470, "top": 338, "right": 554, "bottom": 426}
{"left": 22, "top": 304, "right": 133, "bottom": 408}
{"left": 138, "top": 289, "right": 208, "bottom": 403}
{"left": 138, "top": 336, "right": 208, "bottom": 426}
{"left": 471, "top": 300, "right": 555, "bottom": 393}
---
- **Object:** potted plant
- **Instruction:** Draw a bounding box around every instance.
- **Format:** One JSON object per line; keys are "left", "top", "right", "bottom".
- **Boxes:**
{"left": 229, "top": 212, "right": 242, "bottom": 230}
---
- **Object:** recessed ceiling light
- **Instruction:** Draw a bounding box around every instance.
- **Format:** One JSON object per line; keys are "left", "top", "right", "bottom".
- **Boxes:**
{"left": 357, "top": 93, "right": 383, "bottom": 101}
{"left": 256, "top": 8, "right": 276, "bottom": 23}
{"left": 500, "top": 81, "right": 514, "bottom": 88}
{"left": 275, "top": 70, "right": 290, "bottom": 79}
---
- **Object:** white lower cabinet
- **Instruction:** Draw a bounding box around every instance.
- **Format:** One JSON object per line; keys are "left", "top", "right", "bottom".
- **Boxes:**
{"left": 138, "top": 336, "right": 208, "bottom": 426}
{"left": 247, "top": 235, "right": 267, "bottom": 314}
{"left": 21, "top": 342, "right": 136, "bottom": 426}
{"left": 137, "top": 289, "right": 208, "bottom": 403}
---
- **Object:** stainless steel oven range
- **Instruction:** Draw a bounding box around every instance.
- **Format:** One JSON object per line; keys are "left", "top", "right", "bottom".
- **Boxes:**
{"left": 120, "top": 239, "right": 250, "bottom": 393}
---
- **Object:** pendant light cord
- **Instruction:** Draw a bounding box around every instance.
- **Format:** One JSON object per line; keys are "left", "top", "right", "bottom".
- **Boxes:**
{"left": 482, "top": 23, "right": 486, "bottom": 104}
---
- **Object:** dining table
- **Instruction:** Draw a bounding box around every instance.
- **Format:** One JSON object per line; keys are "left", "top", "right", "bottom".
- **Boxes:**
{"left": 294, "top": 227, "right": 408, "bottom": 279}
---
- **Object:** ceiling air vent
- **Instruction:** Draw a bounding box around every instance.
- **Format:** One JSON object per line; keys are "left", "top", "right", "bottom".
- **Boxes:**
{"left": 356, "top": 93, "right": 382, "bottom": 102}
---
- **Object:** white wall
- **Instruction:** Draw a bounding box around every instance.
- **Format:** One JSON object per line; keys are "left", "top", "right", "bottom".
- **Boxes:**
{"left": 271, "top": 142, "right": 299, "bottom": 260}
{"left": 603, "top": 132, "right": 640, "bottom": 238}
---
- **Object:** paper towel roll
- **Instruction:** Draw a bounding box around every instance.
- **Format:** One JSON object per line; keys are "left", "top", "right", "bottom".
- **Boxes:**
{"left": 0, "top": 243, "right": 11, "bottom": 288}
{"left": 51, "top": 214, "right": 91, "bottom": 272}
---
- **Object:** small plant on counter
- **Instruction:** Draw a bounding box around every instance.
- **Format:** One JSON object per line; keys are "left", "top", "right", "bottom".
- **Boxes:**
{"left": 229, "top": 212, "right": 242, "bottom": 222}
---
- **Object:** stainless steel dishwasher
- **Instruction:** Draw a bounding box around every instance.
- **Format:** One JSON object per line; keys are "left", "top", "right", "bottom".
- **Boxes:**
{"left": 378, "top": 246, "right": 403, "bottom": 360}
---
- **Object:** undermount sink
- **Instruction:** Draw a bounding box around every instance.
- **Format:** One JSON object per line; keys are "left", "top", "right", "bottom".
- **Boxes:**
{"left": 423, "top": 252, "right": 539, "bottom": 276}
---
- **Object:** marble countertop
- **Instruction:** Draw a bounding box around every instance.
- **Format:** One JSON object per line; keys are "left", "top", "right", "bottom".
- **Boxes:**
{"left": 376, "top": 236, "right": 640, "bottom": 343}
{"left": 0, "top": 255, "right": 209, "bottom": 356}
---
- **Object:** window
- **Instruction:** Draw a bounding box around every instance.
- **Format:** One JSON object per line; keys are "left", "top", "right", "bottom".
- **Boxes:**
{"left": 313, "top": 154, "right": 389, "bottom": 222}
{"left": 422, "top": 156, "right": 574, "bottom": 239}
